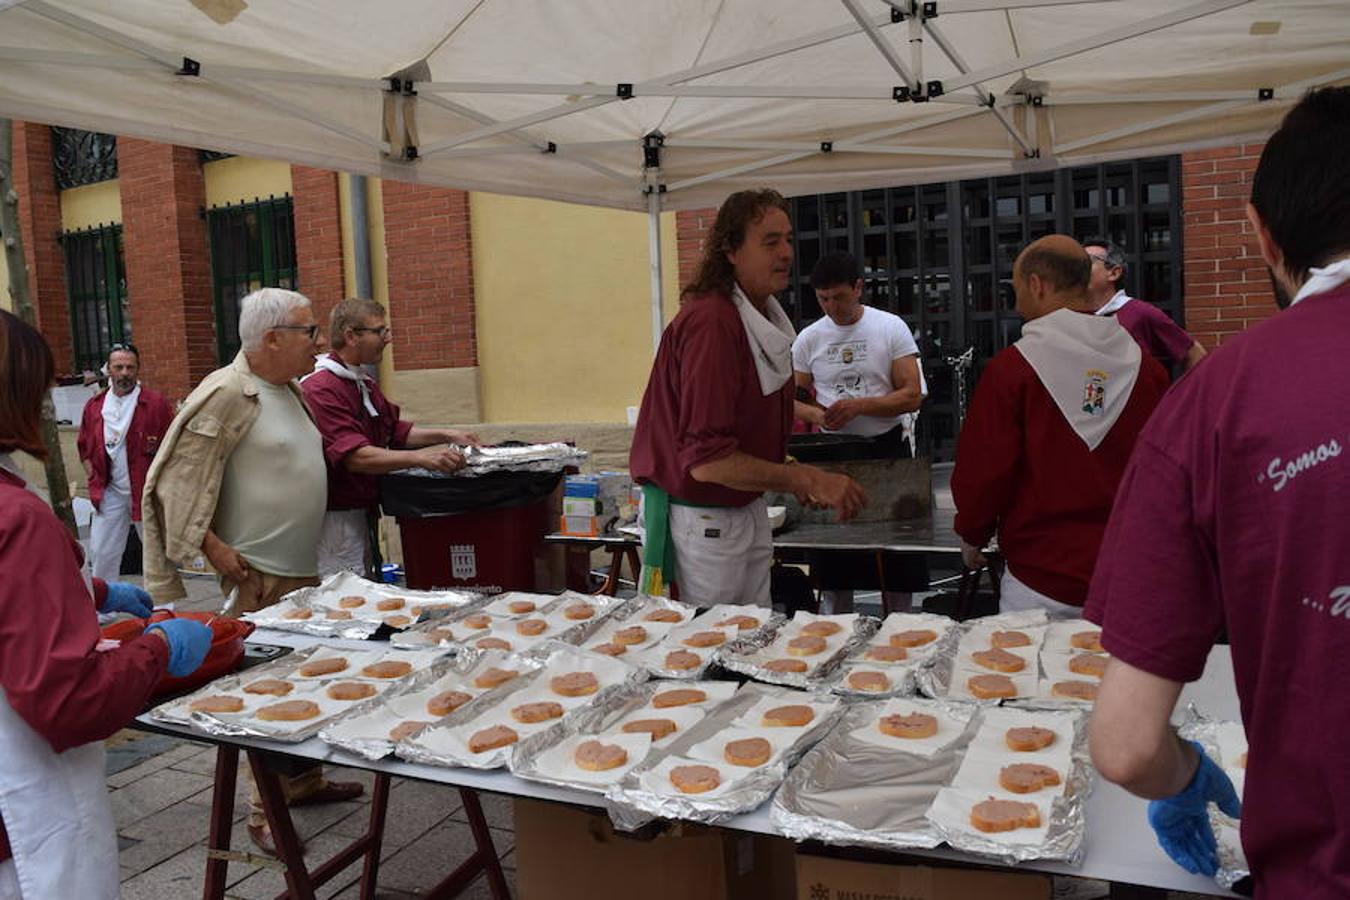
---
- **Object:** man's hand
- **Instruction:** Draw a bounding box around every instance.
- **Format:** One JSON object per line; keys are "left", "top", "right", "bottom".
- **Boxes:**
{"left": 441, "top": 429, "right": 482, "bottom": 447}
{"left": 794, "top": 465, "right": 867, "bottom": 522}
{"left": 1147, "top": 740, "right": 1242, "bottom": 876}
{"left": 202, "top": 531, "right": 249, "bottom": 584}
{"left": 822, "top": 398, "right": 865, "bottom": 431}
{"left": 415, "top": 445, "right": 467, "bottom": 473}
{"left": 960, "top": 540, "right": 988, "bottom": 571}
{"left": 796, "top": 403, "right": 826, "bottom": 428}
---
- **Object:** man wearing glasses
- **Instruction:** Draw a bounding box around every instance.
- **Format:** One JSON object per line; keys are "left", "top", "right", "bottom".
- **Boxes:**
{"left": 1081, "top": 237, "right": 1207, "bottom": 373}
{"left": 302, "top": 297, "right": 479, "bottom": 578}
{"left": 76, "top": 343, "right": 173, "bottom": 583}
{"left": 143, "top": 288, "right": 363, "bottom": 855}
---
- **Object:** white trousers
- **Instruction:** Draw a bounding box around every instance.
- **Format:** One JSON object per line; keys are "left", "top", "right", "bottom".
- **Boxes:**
{"left": 316, "top": 509, "right": 370, "bottom": 579}
{"left": 999, "top": 569, "right": 1082, "bottom": 619}
{"left": 668, "top": 497, "right": 772, "bottom": 608}
{"left": 87, "top": 486, "right": 141, "bottom": 583}
{"left": 0, "top": 860, "right": 18, "bottom": 900}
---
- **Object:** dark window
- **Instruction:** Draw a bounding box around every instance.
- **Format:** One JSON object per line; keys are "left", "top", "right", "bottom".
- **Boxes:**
{"left": 50, "top": 128, "right": 118, "bottom": 190}
{"left": 787, "top": 155, "right": 1183, "bottom": 459}
{"left": 61, "top": 224, "right": 128, "bottom": 374}
{"left": 207, "top": 196, "right": 297, "bottom": 363}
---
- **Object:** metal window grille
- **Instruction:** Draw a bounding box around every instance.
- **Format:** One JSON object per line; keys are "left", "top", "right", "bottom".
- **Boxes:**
{"left": 206, "top": 195, "right": 298, "bottom": 363}
{"left": 788, "top": 155, "right": 1183, "bottom": 459}
{"left": 60, "top": 223, "right": 128, "bottom": 374}
{"left": 50, "top": 127, "right": 118, "bottom": 190}
{"left": 199, "top": 149, "right": 235, "bottom": 163}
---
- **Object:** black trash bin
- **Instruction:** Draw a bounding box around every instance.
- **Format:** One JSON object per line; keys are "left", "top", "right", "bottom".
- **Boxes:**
{"left": 381, "top": 469, "right": 561, "bottom": 592}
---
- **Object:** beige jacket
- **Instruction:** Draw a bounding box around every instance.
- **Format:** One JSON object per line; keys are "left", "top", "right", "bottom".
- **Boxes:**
{"left": 141, "top": 352, "right": 314, "bottom": 602}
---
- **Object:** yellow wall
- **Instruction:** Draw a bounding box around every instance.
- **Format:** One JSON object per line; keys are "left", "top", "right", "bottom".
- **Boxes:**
{"left": 59, "top": 180, "right": 122, "bottom": 231}
{"left": 203, "top": 156, "right": 292, "bottom": 208}
{"left": 0, "top": 243, "right": 9, "bottom": 312}
{"left": 472, "top": 194, "right": 680, "bottom": 423}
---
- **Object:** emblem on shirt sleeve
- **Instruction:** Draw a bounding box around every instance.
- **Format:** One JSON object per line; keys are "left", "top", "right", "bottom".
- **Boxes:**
{"left": 1082, "top": 369, "right": 1107, "bottom": 415}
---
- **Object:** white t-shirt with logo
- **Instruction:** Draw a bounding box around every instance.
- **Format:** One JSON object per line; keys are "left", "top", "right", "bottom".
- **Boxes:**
{"left": 791, "top": 306, "right": 923, "bottom": 437}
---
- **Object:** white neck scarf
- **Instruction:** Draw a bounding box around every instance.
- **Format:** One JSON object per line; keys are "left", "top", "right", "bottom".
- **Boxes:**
{"left": 307, "top": 354, "right": 379, "bottom": 416}
{"left": 0, "top": 452, "right": 30, "bottom": 491}
{"left": 1291, "top": 255, "right": 1350, "bottom": 306}
{"left": 1015, "top": 308, "right": 1142, "bottom": 451}
{"left": 100, "top": 383, "right": 140, "bottom": 453}
{"left": 1094, "top": 290, "right": 1131, "bottom": 317}
{"left": 730, "top": 284, "right": 796, "bottom": 396}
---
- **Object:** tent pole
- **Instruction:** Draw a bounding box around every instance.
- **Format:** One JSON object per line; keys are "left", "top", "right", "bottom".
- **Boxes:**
{"left": 647, "top": 189, "right": 665, "bottom": 352}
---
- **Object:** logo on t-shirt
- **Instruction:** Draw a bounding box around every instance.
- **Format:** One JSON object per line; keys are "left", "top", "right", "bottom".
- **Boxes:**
{"left": 825, "top": 339, "right": 869, "bottom": 366}
{"left": 1082, "top": 369, "right": 1108, "bottom": 416}
{"left": 831, "top": 370, "right": 864, "bottom": 399}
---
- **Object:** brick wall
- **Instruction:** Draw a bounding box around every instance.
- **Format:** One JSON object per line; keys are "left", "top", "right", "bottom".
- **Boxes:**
{"left": 1180, "top": 143, "right": 1274, "bottom": 349}
{"left": 381, "top": 180, "right": 477, "bottom": 370}
{"left": 10, "top": 123, "right": 72, "bottom": 372}
{"left": 119, "top": 139, "right": 216, "bottom": 400}
{"left": 675, "top": 207, "right": 717, "bottom": 292}
{"left": 291, "top": 165, "right": 346, "bottom": 330}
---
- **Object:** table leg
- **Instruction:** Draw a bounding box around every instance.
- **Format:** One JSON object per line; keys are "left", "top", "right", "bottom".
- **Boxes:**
{"left": 247, "top": 750, "right": 317, "bottom": 900}
{"left": 874, "top": 551, "right": 890, "bottom": 616}
{"left": 357, "top": 772, "right": 391, "bottom": 900}
{"left": 203, "top": 745, "right": 239, "bottom": 900}
{"left": 421, "top": 788, "right": 509, "bottom": 900}
{"left": 592, "top": 547, "right": 623, "bottom": 596}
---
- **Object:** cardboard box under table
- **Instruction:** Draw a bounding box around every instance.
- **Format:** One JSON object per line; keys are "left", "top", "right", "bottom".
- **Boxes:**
{"left": 514, "top": 798, "right": 795, "bottom": 900}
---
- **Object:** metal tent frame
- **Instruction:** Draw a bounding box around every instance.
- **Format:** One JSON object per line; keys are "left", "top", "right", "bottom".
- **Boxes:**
{"left": 1, "top": 0, "right": 1346, "bottom": 344}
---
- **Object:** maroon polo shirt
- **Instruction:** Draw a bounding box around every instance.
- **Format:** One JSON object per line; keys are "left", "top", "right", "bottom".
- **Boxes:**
{"left": 1113, "top": 297, "right": 1196, "bottom": 368}
{"left": 301, "top": 356, "right": 415, "bottom": 512}
{"left": 629, "top": 290, "right": 794, "bottom": 507}
{"left": 1085, "top": 283, "right": 1350, "bottom": 899}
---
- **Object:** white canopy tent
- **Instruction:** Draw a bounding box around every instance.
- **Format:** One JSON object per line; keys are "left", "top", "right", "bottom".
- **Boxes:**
{"left": 1, "top": 0, "right": 1347, "bottom": 345}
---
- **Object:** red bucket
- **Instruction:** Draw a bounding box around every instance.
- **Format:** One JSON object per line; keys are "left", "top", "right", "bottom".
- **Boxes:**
{"left": 101, "top": 611, "right": 255, "bottom": 696}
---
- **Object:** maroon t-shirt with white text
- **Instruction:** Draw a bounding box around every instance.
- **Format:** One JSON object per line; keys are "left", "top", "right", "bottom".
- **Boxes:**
{"left": 1085, "top": 283, "right": 1350, "bottom": 899}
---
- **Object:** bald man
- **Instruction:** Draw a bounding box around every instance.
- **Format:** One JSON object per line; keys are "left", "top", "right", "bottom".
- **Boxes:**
{"left": 951, "top": 236, "right": 1169, "bottom": 616}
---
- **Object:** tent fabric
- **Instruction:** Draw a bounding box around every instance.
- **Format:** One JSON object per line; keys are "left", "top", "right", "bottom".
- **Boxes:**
{"left": 0, "top": 0, "right": 1347, "bottom": 212}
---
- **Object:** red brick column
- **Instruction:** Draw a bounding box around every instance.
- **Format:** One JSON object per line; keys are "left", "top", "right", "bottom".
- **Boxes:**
{"left": 675, "top": 207, "right": 717, "bottom": 292}
{"left": 1181, "top": 143, "right": 1275, "bottom": 349}
{"left": 119, "top": 139, "right": 215, "bottom": 401}
{"left": 381, "top": 181, "right": 476, "bottom": 370}
{"left": 10, "top": 122, "right": 73, "bottom": 373}
{"left": 291, "top": 165, "right": 346, "bottom": 330}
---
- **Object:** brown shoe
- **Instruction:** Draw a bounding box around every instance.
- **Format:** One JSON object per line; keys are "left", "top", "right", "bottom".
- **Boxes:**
{"left": 290, "top": 779, "right": 364, "bottom": 807}
{"left": 247, "top": 822, "right": 306, "bottom": 859}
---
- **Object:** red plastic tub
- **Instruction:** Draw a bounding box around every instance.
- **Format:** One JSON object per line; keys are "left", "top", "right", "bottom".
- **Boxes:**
{"left": 100, "top": 611, "right": 255, "bottom": 697}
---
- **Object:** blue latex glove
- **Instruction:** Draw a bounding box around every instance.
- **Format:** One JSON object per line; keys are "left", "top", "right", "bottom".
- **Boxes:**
{"left": 104, "top": 582, "right": 153, "bottom": 618}
{"left": 145, "top": 619, "right": 213, "bottom": 677}
{"left": 1147, "top": 740, "right": 1242, "bottom": 876}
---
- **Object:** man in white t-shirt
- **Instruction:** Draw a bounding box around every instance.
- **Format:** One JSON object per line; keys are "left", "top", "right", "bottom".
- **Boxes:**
{"left": 792, "top": 253, "right": 927, "bottom": 612}
{"left": 792, "top": 253, "right": 926, "bottom": 456}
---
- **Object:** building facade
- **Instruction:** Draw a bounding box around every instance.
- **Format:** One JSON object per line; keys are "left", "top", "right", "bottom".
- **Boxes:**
{"left": 3, "top": 121, "right": 1272, "bottom": 458}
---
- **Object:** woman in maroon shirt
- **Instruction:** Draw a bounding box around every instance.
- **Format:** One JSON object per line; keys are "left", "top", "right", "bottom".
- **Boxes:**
{"left": 0, "top": 311, "right": 210, "bottom": 899}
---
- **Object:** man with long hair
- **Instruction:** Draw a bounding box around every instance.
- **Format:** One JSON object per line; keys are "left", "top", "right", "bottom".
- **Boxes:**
{"left": 1087, "top": 87, "right": 1350, "bottom": 896}
{"left": 630, "top": 189, "right": 865, "bottom": 607}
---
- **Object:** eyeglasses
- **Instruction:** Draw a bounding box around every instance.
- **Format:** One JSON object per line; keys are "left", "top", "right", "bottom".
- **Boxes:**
{"left": 351, "top": 326, "right": 391, "bottom": 338}
{"left": 1087, "top": 254, "right": 1111, "bottom": 265}
{"left": 272, "top": 324, "right": 320, "bottom": 340}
